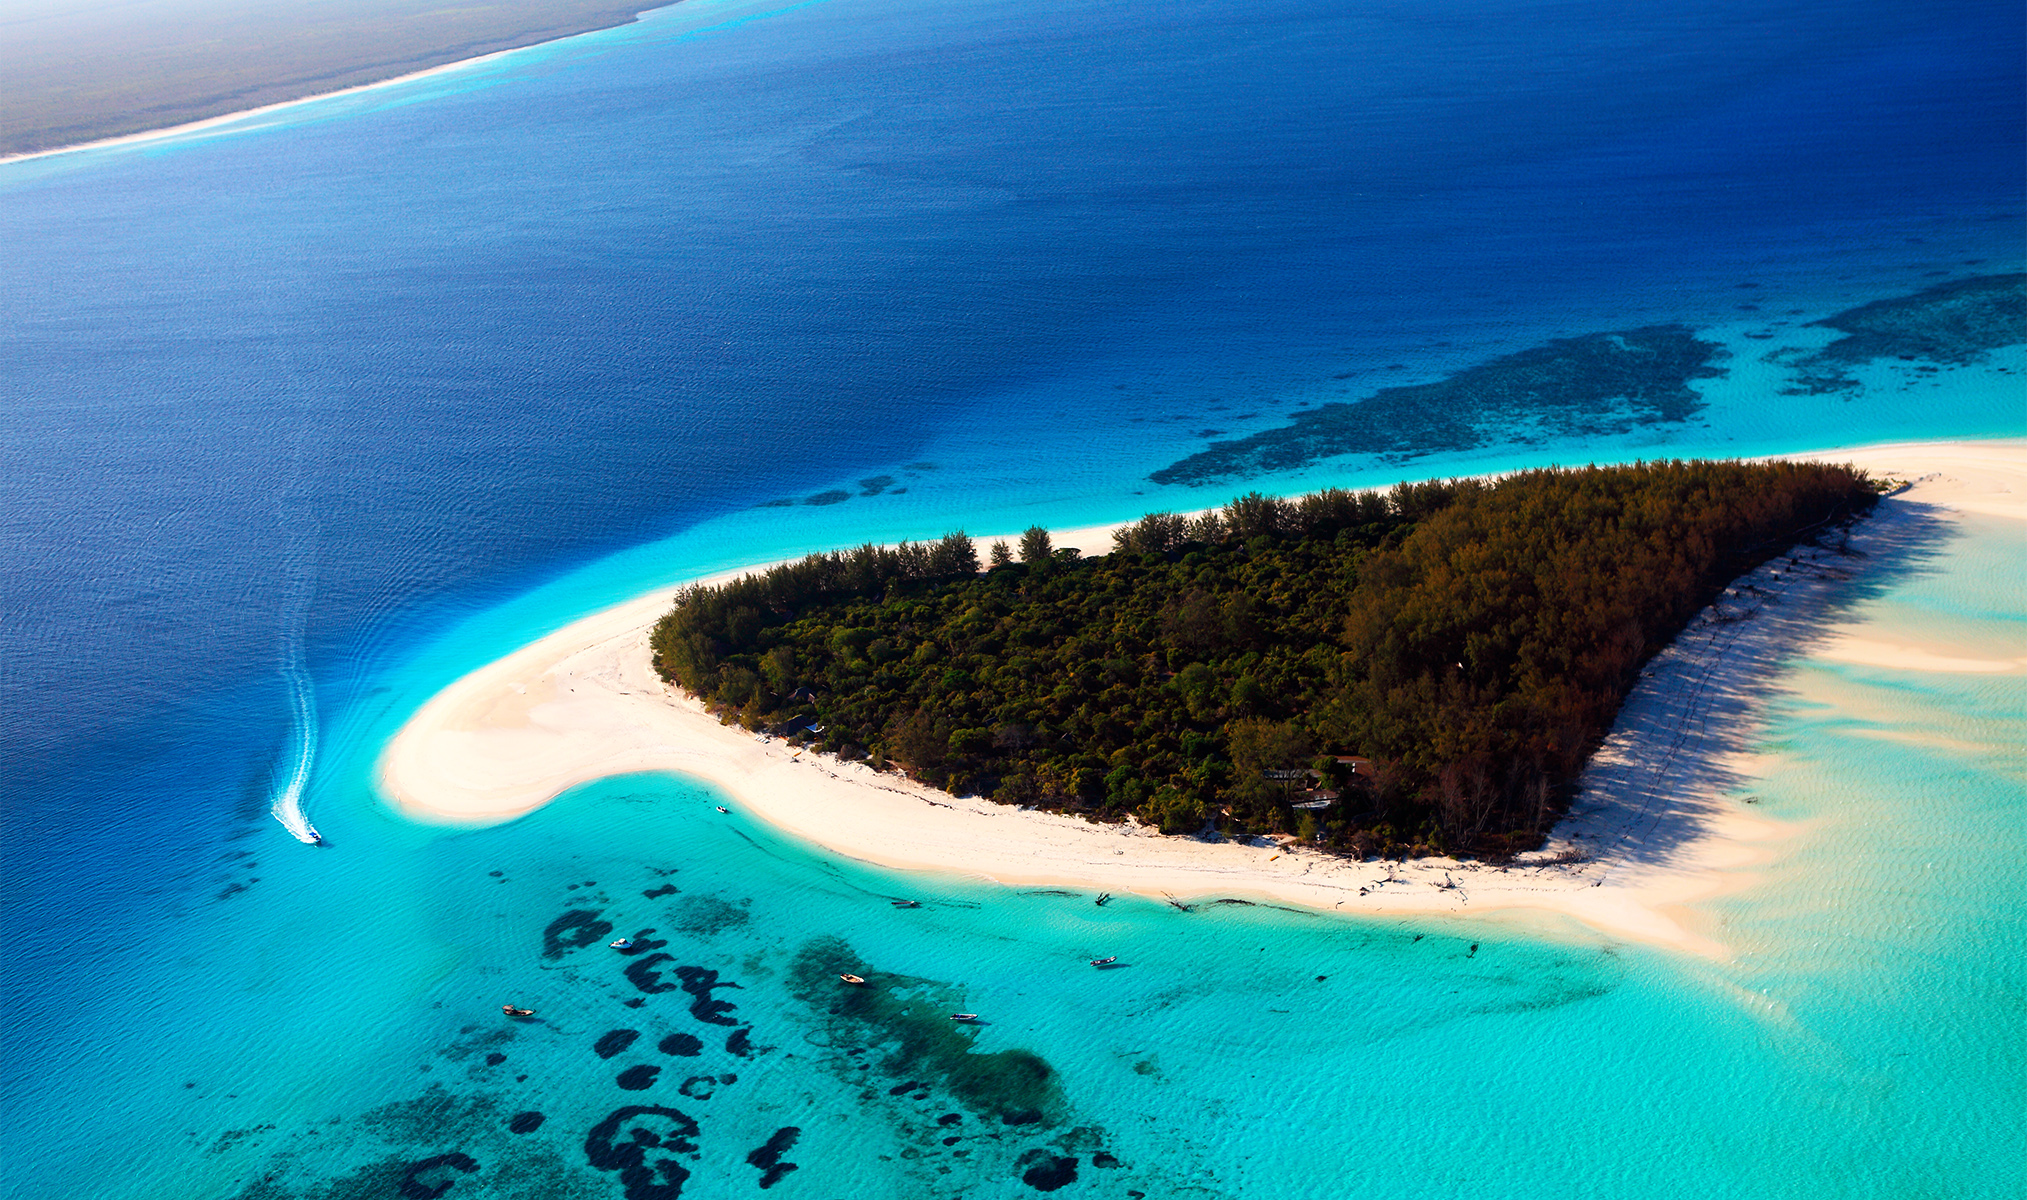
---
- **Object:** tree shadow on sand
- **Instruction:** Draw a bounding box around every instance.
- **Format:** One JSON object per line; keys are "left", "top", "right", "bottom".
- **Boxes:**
{"left": 1549, "top": 497, "right": 1955, "bottom": 878}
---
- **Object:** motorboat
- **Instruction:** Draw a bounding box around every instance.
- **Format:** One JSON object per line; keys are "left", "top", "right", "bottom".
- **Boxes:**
{"left": 1089, "top": 956, "right": 1117, "bottom": 967}
{"left": 948, "top": 1013, "right": 980, "bottom": 1022}
{"left": 609, "top": 938, "right": 634, "bottom": 950}
{"left": 501, "top": 1005, "right": 536, "bottom": 1018}
{"left": 890, "top": 900, "right": 920, "bottom": 908}
{"left": 839, "top": 974, "right": 866, "bottom": 985}
{"left": 714, "top": 806, "right": 730, "bottom": 814}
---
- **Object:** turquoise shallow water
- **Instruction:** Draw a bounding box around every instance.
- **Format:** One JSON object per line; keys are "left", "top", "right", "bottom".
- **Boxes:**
{"left": 10, "top": 501, "right": 2023, "bottom": 1199}
{"left": 2, "top": 0, "right": 2023, "bottom": 1194}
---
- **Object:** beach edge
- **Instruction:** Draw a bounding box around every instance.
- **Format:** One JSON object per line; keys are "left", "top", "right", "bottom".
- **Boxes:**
{"left": 375, "top": 439, "right": 2027, "bottom": 957}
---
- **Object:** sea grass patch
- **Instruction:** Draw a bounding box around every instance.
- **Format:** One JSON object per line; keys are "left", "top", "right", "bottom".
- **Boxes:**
{"left": 786, "top": 936, "right": 1064, "bottom": 1127}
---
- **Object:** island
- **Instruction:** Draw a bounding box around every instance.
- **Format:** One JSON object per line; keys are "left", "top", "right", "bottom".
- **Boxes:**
{"left": 653, "top": 460, "right": 1877, "bottom": 859}
{"left": 378, "top": 441, "right": 2023, "bottom": 955}
{"left": 0, "top": 0, "right": 665, "bottom": 158}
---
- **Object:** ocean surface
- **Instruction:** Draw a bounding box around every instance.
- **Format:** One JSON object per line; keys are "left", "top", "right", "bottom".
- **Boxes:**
{"left": 1, "top": 0, "right": 2021, "bottom": 1195}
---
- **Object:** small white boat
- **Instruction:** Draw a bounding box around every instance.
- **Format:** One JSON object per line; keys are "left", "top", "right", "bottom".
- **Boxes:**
{"left": 949, "top": 1013, "right": 980, "bottom": 1022}
{"left": 1089, "top": 956, "right": 1117, "bottom": 967}
{"left": 714, "top": 806, "right": 730, "bottom": 814}
{"left": 610, "top": 938, "right": 634, "bottom": 950}
{"left": 839, "top": 974, "right": 866, "bottom": 985}
{"left": 502, "top": 1004, "right": 536, "bottom": 1018}
{"left": 890, "top": 900, "right": 920, "bottom": 908}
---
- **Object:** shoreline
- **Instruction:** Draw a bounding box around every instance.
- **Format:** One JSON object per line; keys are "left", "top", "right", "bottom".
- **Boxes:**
{"left": 376, "top": 439, "right": 2026, "bottom": 957}
{"left": 0, "top": 5, "right": 666, "bottom": 168}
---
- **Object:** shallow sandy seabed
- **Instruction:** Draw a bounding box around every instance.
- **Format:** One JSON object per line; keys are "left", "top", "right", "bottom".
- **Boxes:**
{"left": 378, "top": 440, "right": 2025, "bottom": 958}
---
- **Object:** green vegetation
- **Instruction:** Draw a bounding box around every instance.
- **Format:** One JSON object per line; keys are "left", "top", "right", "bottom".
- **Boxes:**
{"left": 654, "top": 461, "right": 1875, "bottom": 858}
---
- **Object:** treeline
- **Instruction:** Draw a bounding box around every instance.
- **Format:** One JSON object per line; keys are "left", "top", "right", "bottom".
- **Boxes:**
{"left": 652, "top": 461, "right": 1876, "bottom": 858}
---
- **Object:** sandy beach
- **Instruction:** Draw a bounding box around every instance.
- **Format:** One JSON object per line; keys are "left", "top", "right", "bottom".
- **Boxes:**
{"left": 0, "top": 1, "right": 663, "bottom": 166}
{"left": 377, "top": 440, "right": 2025, "bottom": 957}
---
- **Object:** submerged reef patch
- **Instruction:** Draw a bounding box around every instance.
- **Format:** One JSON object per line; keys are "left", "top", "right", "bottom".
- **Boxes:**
{"left": 672, "top": 966, "right": 743, "bottom": 1026}
{"left": 584, "top": 1105, "right": 699, "bottom": 1200}
{"left": 1149, "top": 324, "right": 1724, "bottom": 485}
{"left": 673, "top": 894, "right": 751, "bottom": 937}
{"left": 396, "top": 1152, "right": 479, "bottom": 1200}
{"left": 1779, "top": 273, "right": 2025, "bottom": 394}
{"left": 542, "top": 909, "right": 613, "bottom": 960}
{"left": 624, "top": 953, "right": 681, "bottom": 995}
{"left": 595, "top": 1029, "right": 641, "bottom": 1059}
{"left": 1014, "top": 1148, "right": 1078, "bottom": 1192}
{"left": 787, "top": 936, "right": 1063, "bottom": 1126}
{"left": 746, "top": 1127, "right": 802, "bottom": 1189}
{"left": 659, "top": 1032, "right": 704, "bottom": 1056}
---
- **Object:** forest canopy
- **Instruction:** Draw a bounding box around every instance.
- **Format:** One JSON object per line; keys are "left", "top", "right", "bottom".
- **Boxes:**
{"left": 652, "top": 461, "right": 1877, "bottom": 858}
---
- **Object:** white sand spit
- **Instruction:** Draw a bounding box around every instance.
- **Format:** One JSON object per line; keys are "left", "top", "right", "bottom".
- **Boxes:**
{"left": 378, "top": 440, "right": 2024, "bottom": 957}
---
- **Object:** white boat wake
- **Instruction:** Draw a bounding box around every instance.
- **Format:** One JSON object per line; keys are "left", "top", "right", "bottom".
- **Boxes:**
{"left": 269, "top": 444, "right": 322, "bottom": 845}
{"left": 270, "top": 640, "right": 321, "bottom": 844}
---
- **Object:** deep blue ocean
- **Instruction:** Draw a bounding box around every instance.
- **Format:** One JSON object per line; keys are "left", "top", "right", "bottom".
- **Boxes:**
{"left": 2, "top": 0, "right": 2021, "bottom": 1196}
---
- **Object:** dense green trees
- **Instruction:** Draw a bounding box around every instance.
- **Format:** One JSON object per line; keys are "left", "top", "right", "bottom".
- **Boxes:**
{"left": 652, "top": 461, "right": 1876, "bottom": 857}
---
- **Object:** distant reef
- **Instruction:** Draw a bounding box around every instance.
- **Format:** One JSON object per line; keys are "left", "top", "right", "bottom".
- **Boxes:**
{"left": 1149, "top": 274, "right": 2025, "bottom": 488}
{"left": 1148, "top": 325, "right": 1725, "bottom": 487}
{"left": 1779, "top": 273, "right": 2026, "bottom": 395}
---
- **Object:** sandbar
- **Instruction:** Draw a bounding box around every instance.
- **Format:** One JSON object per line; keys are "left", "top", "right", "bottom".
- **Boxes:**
{"left": 1, "top": 0, "right": 664, "bottom": 161}
{"left": 377, "top": 440, "right": 2025, "bottom": 957}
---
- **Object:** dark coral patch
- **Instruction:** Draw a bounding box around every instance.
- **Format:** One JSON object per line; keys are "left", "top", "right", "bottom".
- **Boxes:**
{"left": 644, "top": 883, "right": 679, "bottom": 899}
{"left": 484, "top": 1053, "right": 506, "bottom": 1066}
{"left": 584, "top": 1105, "right": 698, "bottom": 1200}
{"left": 673, "top": 966, "right": 742, "bottom": 1026}
{"left": 595, "top": 1029, "right": 641, "bottom": 1059}
{"left": 746, "top": 1126, "right": 802, "bottom": 1189}
{"left": 543, "top": 909, "right": 613, "bottom": 960}
{"left": 1015, "top": 1149, "right": 1078, "bottom": 1192}
{"left": 788, "top": 936, "right": 1062, "bottom": 1126}
{"left": 1783, "top": 274, "right": 2025, "bottom": 394}
{"left": 1150, "top": 324, "right": 1725, "bottom": 485}
{"left": 617, "top": 929, "right": 669, "bottom": 955}
{"left": 624, "top": 953, "right": 681, "bottom": 994}
{"left": 674, "top": 894, "right": 750, "bottom": 936}
{"left": 508, "top": 1111, "right": 545, "bottom": 1134}
{"left": 659, "top": 1033, "right": 703, "bottom": 1057}
{"left": 617, "top": 1065, "right": 662, "bottom": 1091}
{"left": 396, "top": 1152, "right": 479, "bottom": 1199}
{"left": 678, "top": 1075, "right": 715, "bottom": 1099}
{"left": 726, "top": 1027, "right": 770, "bottom": 1058}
